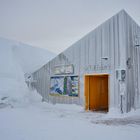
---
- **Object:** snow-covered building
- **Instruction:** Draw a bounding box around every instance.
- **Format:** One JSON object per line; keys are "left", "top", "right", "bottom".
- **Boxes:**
{"left": 31, "top": 10, "right": 140, "bottom": 113}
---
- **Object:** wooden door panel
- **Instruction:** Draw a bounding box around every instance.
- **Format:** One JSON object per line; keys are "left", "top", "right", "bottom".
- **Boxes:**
{"left": 85, "top": 75, "right": 108, "bottom": 111}
{"left": 84, "top": 76, "right": 89, "bottom": 110}
{"left": 89, "top": 76, "right": 98, "bottom": 110}
{"left": 99, "top": 76, "right": 108, "bottom": 110}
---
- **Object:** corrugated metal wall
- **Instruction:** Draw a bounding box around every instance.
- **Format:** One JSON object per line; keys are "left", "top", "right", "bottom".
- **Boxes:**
{"left": 31, "top": 10, "right": 140, "bottom": 112}
{"left": 124, "top": 12, "right": 140, "bottom": 112}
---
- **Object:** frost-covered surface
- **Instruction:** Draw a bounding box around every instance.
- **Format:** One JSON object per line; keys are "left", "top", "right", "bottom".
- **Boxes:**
{"left": 0, "top": 37, "right": 140, "bottom": 140}
{"left": 0, "top": 103, "right": 140, "bottom": 140}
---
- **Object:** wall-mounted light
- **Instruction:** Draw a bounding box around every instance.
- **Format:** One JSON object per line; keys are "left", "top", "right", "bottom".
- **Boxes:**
{"left": 135, "top": 44, "right": 140, "bottom": 47}
{"left": 101, "top": 57, "right": 108, "bottom": 60}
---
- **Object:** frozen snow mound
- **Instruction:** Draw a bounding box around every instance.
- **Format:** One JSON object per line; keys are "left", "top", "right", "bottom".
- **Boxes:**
{"left": 0, "top": 37, "right": 54, "bottom": 107}
{"left": 0, "top": 37, "right": 55, "bottom": 73}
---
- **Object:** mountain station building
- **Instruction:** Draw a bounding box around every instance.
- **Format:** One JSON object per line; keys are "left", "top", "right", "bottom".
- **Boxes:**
{"left": 31, "top": 10, "right": 140, "bottom": 113}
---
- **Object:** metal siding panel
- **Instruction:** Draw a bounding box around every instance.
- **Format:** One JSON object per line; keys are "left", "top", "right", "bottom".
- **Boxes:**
{"left": 109, "top": 17, "right": 116, "bottom": 108}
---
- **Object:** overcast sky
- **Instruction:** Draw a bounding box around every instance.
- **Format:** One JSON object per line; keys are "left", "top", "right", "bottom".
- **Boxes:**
{"left": 0, "top": 0, "right": 140, "bottom": 54}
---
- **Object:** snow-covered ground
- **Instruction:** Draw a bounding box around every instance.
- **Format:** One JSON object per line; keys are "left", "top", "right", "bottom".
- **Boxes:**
{"left": 0, "top": 102, "right": 140, "bottom": 140}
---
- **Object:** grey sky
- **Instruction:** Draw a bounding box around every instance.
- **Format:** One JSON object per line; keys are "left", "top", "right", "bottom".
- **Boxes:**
{"left": 0, "top": 0, "right": 140, "bottom": 54}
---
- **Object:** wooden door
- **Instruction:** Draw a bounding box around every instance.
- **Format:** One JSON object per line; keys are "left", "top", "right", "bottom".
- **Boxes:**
{"left": 85, "top": 75, "right": 108, "bottom": 111}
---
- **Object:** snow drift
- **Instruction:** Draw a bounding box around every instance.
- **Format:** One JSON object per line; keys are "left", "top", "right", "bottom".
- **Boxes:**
{"left": 0, "top": 37, "right": 55, "bottom": 107}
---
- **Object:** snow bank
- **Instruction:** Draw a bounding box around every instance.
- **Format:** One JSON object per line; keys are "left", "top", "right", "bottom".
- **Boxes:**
{"left": 0, "top": 38, "right": 54, "bottom": 107}
{"left": 0, "top": 38, "right": 55, "bottom": 73}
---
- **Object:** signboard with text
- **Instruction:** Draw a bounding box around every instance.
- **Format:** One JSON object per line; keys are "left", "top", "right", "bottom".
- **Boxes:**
{"left": 54, "top": 65, "right": 74, "bottom": 75}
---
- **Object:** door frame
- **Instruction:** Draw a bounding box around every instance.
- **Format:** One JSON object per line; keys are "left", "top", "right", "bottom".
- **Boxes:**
{"left": 84, "top": 74, "right": 109, "bottom": 111}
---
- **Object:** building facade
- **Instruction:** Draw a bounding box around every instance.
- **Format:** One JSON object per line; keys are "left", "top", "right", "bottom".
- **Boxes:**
{"left": 31, "top": 10, "right": 140, "bottom": 113}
